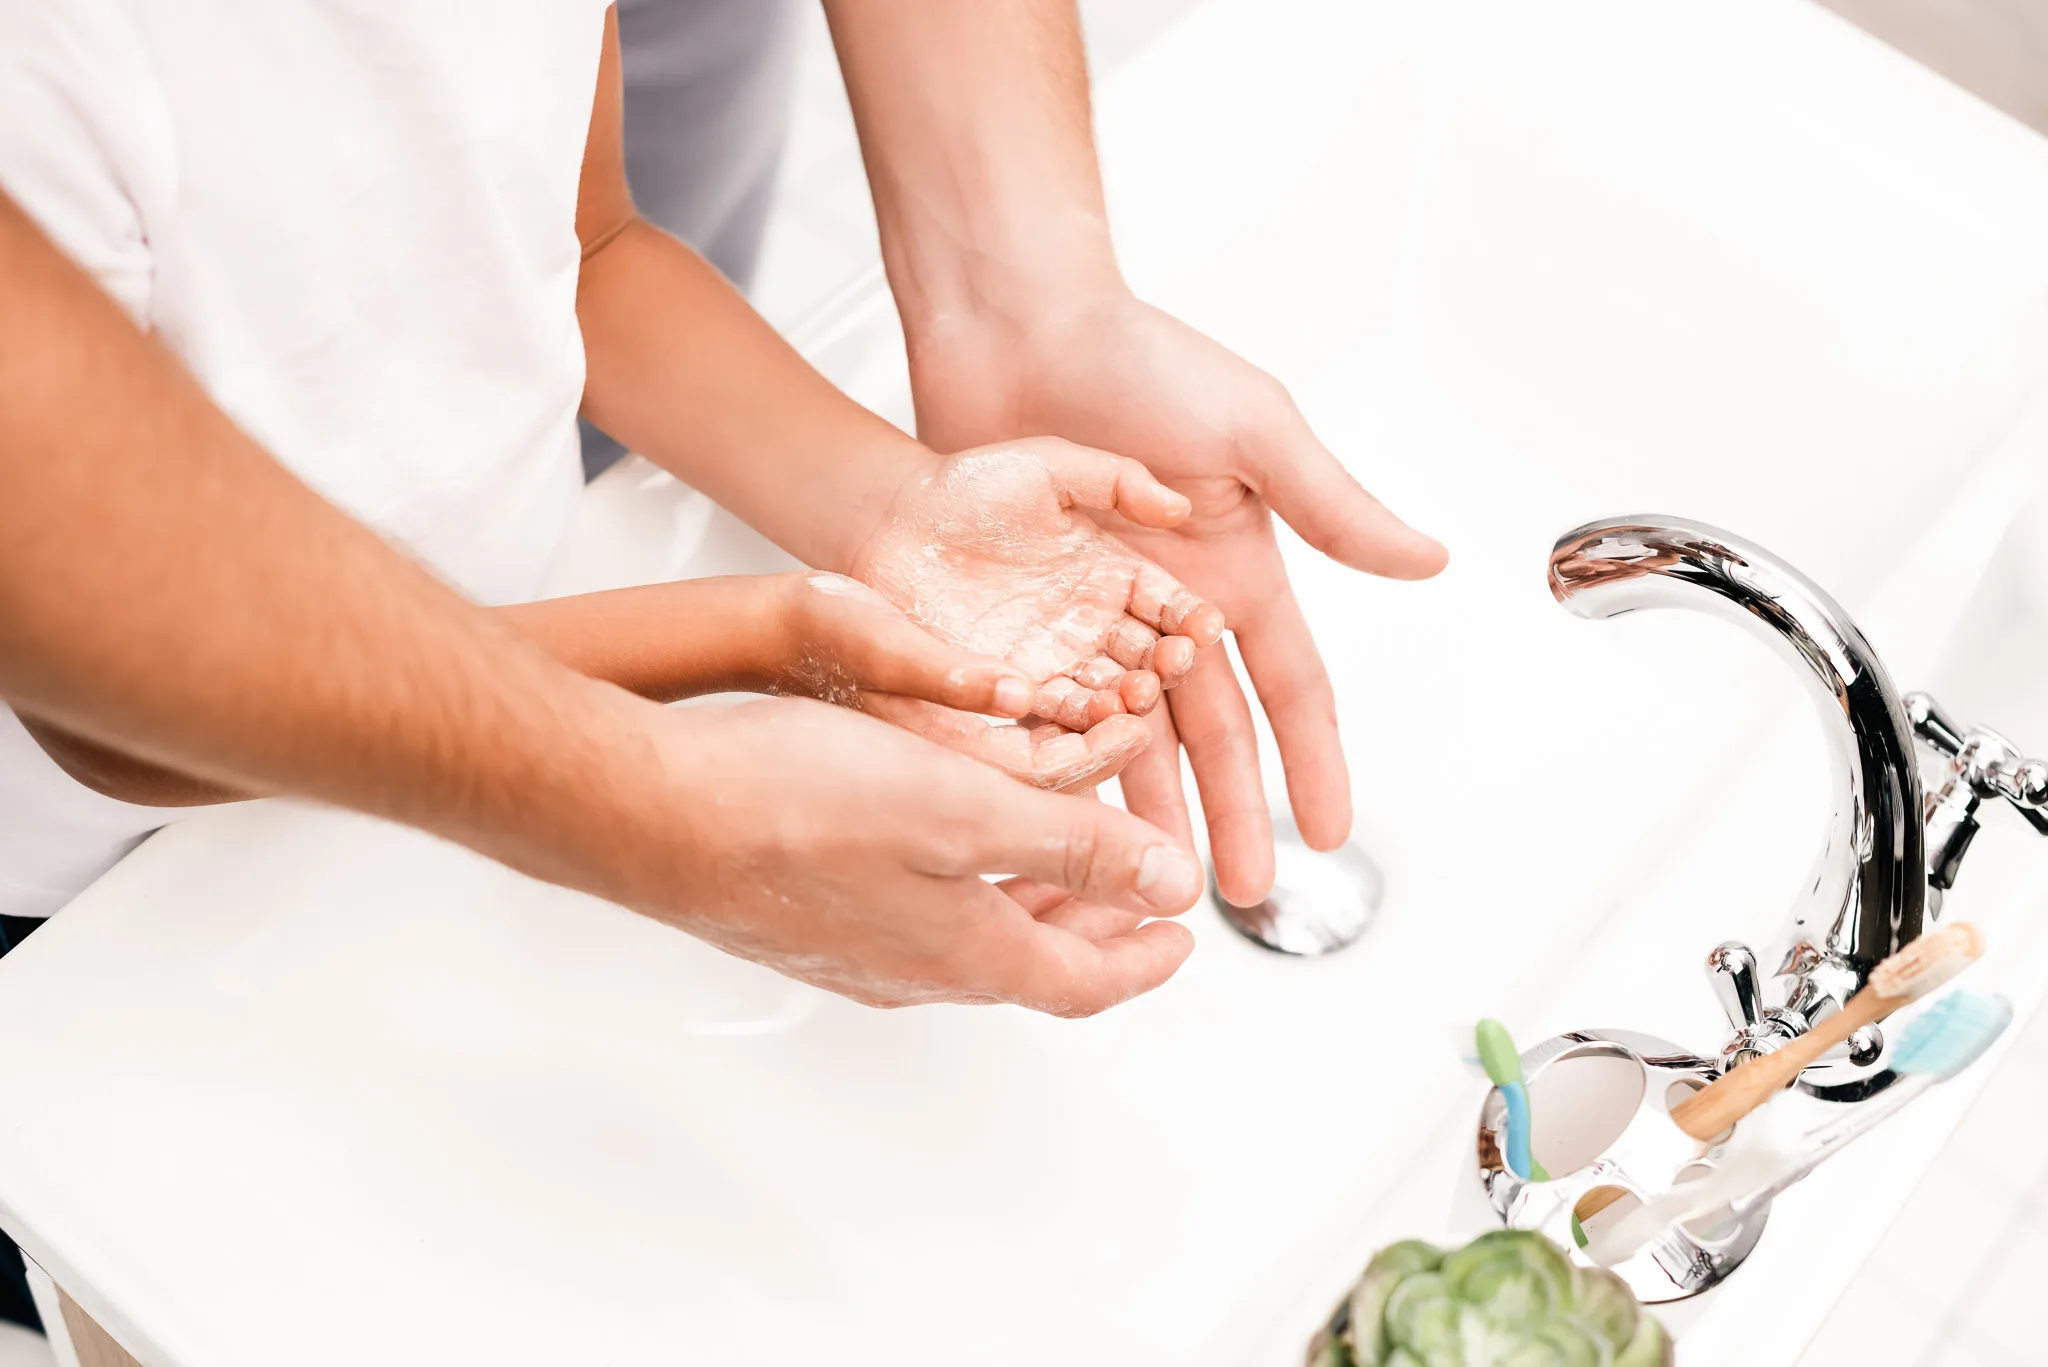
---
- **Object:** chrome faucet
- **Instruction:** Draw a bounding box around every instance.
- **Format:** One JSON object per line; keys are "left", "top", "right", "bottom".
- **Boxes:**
{"left": 1549, "top": 517, "right": 2047, "bottom": 1091}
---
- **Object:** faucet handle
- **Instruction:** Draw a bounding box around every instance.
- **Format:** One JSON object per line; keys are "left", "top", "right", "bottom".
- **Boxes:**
{"left": 1974, "top": 738, "right": 2048, "bottom": 837}
{"left": 1706, "top": 940, "right": 1806, "bottom": 1069}
{"left": 1706, "top": 941, "right": 1765, "bottom": 1034}
{"left": 1909, "top": 691, "right": 2048, "bottom": 840}
{"left": 1905, "top": 691, "right": 1967, "bottom": 759}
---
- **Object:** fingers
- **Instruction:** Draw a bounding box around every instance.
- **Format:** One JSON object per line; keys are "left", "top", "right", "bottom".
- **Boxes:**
{"left": 1106, "top": 619, "right": 1197, "bottom": 691}
{"left": 1052, "top": 655, "right": 1163, "bottom": 721}
{"left": 1116, "top": 705, "right": 1196, "bottom": 852}
{"left": 1149, "top": 635, "right": 1195, "bottom": 688}
{"left": 863, "top": 697, "right": 1149, "bottom": 791}
{"left": 1170, "top": 644, "right": 1275, "bottom": 907}
{"left": 1128, "top": 564, "right": 1225, "bottom": 647}
{"left": 1032, "top": 438, "right": 1192, "bottom": 529}
{"left": 868, "top": 644, "right": 1034, "bottom": 719}
{"left": 1234, "top": 587, "right": 1352, "bottom": 851}
{"left": 1246, "top": 402, "right": 1448, "bottom": 580}
{"left": 954, "top": 779, "right": 1207, "bottom": 920}
{"left": 804, "top": 574, "right": 1034, "bottom": 717}
{"left": 997, "top": 877, "right": 1147, "bottom": 943}
{"left": 1033, "top": 676, "right": 1114, "bottom": 731}
{"left": 1105, "top": 618, "right": 1160, "bottom": 672}
{"left": 965, "top": 897, "right": 1196, "bottom": 1018}
{"left": 1022, "top": 715, "right": 1150, "bottom": 791}
{"left": 1069, "top": 655, "right": 1124, "bottom": 691}
{"left": 1118, "top": 669, "right": 1160, "bottom": 715}
{"left": 1035, "top": 669, "right": 1160, "bottom": 729}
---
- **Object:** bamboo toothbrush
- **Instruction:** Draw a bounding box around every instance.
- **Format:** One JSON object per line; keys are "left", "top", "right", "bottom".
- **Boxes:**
{"left": 1669, "top": 921, "right": 1985, "bottom": 1142}
{"left": 1718, "top": 990, "right": 2013, "bottom": 1218}
{"left": 1585, "top": 989, "right": 2012, "bottom": 1267}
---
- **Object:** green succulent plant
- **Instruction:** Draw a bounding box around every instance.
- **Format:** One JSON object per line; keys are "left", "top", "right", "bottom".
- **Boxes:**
{"left": 1307, "top": 1231, "right": 1673, "bottom": 1367}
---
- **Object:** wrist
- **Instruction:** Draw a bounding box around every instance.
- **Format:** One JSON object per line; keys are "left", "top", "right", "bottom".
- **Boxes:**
{"left": 890, "top": 220, "right": 1128, "bottom": 370}
{"left": 756, "top": 572, "right": 820, "bottom": 693}
{"left": 817, "top": 436, "right": 948, "bottom": 579}
{"left": 552, "top": 685, "right": 740, "bottom": 918}
{"left": 436, "top": 671, "right": 683, "bottom": 908}
{"left": 900, "top": 282, "right": 1136, "bottom": 449}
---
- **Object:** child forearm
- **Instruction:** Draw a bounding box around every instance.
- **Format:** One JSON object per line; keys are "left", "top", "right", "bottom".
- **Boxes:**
{"left": 23, "top": 577, "right": 807, "bottom": 807}
{"left": 575, "top": 221, "right": 935, "bottom": 574}
{"left": 494, "top": 576, "right": 795, "bottom": 703}
{"left": 570, "top": 16, "right": 932, "bottom": 576}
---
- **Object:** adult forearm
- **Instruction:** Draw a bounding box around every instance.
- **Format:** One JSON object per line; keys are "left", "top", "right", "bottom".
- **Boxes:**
{"left": 0, "top": 192, "right": 666, "bottom": 899}
{"left": 823, "top": 0, "right": 1122, "bottom": 341}
{"left": 577, "top": 221, "right": 933, "bottom": 573}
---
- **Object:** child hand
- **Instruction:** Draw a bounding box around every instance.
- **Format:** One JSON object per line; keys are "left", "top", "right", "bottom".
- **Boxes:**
{"left": 775, "top": 571, "right": 1159, "bottom": 792}
{"left": 846, "top": 438, "right": 1224, "bottom": 789}
{"left": 769, "top": 570, "right": 1038, "bottom": 718}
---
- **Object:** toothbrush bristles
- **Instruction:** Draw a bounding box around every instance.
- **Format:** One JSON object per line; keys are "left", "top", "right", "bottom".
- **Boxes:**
{"left": 1890, "top": 991, "right": 2012, "bottom": 1079}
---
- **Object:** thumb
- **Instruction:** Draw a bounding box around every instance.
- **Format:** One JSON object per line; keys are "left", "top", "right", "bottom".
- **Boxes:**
{"left": 845, "top": 611, "right": 1037, "bottom": 719}
{"left": 1250, "top": 403, "right": 1447, "bottom": 580}
{"left": 957, "top": 780, "right": 1206, "bottom": 919}
{"left": 799, "top": 573, "right": 1035, "bottom": 717}
{"left": 1027, "top": 437, "right": 1192, "bottom": 530}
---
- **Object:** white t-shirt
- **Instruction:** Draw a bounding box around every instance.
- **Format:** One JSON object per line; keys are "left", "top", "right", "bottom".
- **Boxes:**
{"left": 0, "top": 0, "right": 611, "bottom": 916}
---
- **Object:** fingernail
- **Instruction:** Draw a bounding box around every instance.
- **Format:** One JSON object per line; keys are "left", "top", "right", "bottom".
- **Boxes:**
{"left": 994, "top": 675, "right": 1034, "bottom": 715}
{"left": 1137, "top": 844, "right": 1201, "bottom": 910}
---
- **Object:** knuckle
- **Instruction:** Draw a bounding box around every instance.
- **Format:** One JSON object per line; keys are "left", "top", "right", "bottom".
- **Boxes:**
{"left": 1060, "top": 819, "right": 1107, "bottom": 893}
{"left": 1261, "top": 668, "right": 1331, "bottom": 717}
{"left": 1233, "top": 376, "right": 1300, "bottom": 446}
{"left": 1176, "top": 708, "right": 1245, "bottom": 751}
{"left": 1256, "top": 374, "right": 1297, "bottom": 418}
{"left": 922, "top": 835, "right": 979, "bottom": 877}
{"left": 1014, "top": 434, "right": 1071, "bottom": 466}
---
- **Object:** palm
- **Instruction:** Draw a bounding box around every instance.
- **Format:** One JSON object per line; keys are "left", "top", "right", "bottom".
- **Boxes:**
{"left": 839, "top": 440, "right": 1223, "bottom": 793}
{"left": 908, "top": 293, "right": 1446, "bottom": 900}
{"left": 1097, "top": 478, "right": 1287, "bottom": 623}
{"left": 852, "top": 441, "right": 1220, "bottom": 721}
{"left": 916, "top": 303, "right": 1343, "bottom": 621}
{"left": 864, "top": 453, "right": 1147, "bottom": 681}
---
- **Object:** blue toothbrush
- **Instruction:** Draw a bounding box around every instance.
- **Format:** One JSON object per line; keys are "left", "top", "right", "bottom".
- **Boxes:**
{"left": 1586, "top": 989, "right": 2014, "bottom": 1264}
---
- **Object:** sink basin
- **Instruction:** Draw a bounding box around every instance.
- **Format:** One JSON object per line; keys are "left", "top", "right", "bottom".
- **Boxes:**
{"left": 6, "top": 1, "right": 2048, "bottom": 1364}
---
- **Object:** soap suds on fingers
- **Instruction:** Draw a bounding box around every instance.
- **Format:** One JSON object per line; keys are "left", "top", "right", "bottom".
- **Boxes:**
{"left": 854, "top": 444, "right": 1222, "bottom": 721}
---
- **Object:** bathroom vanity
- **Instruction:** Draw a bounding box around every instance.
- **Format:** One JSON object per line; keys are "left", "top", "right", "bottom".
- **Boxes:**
{"left": 6, "top": 1, "right": 2048, "bottom": 1363}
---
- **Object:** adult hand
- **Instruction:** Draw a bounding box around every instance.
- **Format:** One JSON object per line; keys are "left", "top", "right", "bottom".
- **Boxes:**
{"left": 909, "top": 291, "right": 1447, "bottom": 905}
{"left": 626, "top": 696, "right": 1203, "bottom": 1013}
{"left": 849, "top": 437, "right": 1225, "bottom": 792}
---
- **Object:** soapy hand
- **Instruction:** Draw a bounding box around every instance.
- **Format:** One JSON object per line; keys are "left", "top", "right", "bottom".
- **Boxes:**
{"left": 762, "top": 570, "right": 1038, "bottom": 719}
{"left": 908, "top": 292, "right": 1446, "bottom": 902}
{"left": 849, "top": 438, "right": 1225, "bottom": 791}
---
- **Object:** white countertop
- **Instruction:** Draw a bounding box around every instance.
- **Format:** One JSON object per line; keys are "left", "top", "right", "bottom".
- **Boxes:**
{"left": 6, "top": 2, "right": 2048, "bottom": 1364}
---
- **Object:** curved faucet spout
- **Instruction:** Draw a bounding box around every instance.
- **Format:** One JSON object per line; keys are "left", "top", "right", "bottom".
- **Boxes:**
{"left": 1549, "top": 518, "right": 1927, "bottom": 1057}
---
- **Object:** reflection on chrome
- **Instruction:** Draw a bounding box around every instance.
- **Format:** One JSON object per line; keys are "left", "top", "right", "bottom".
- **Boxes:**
{"left": 1550, "top": 517, "right": 1971, "bottom": 1091}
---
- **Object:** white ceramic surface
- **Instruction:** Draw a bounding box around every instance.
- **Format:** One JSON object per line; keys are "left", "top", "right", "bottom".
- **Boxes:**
{"left": 5, "top": 1, "right": 2048, "bottom": 1364}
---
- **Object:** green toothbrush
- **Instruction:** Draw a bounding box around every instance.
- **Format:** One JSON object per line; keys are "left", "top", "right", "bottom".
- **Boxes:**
{"left": 1475, "top": 1019, "right": 1587, "bottom": 1246}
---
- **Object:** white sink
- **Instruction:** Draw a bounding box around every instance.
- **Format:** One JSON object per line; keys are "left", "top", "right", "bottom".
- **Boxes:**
{"left": 5, "top": 2, "right": 2048, "bottom": 1365}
